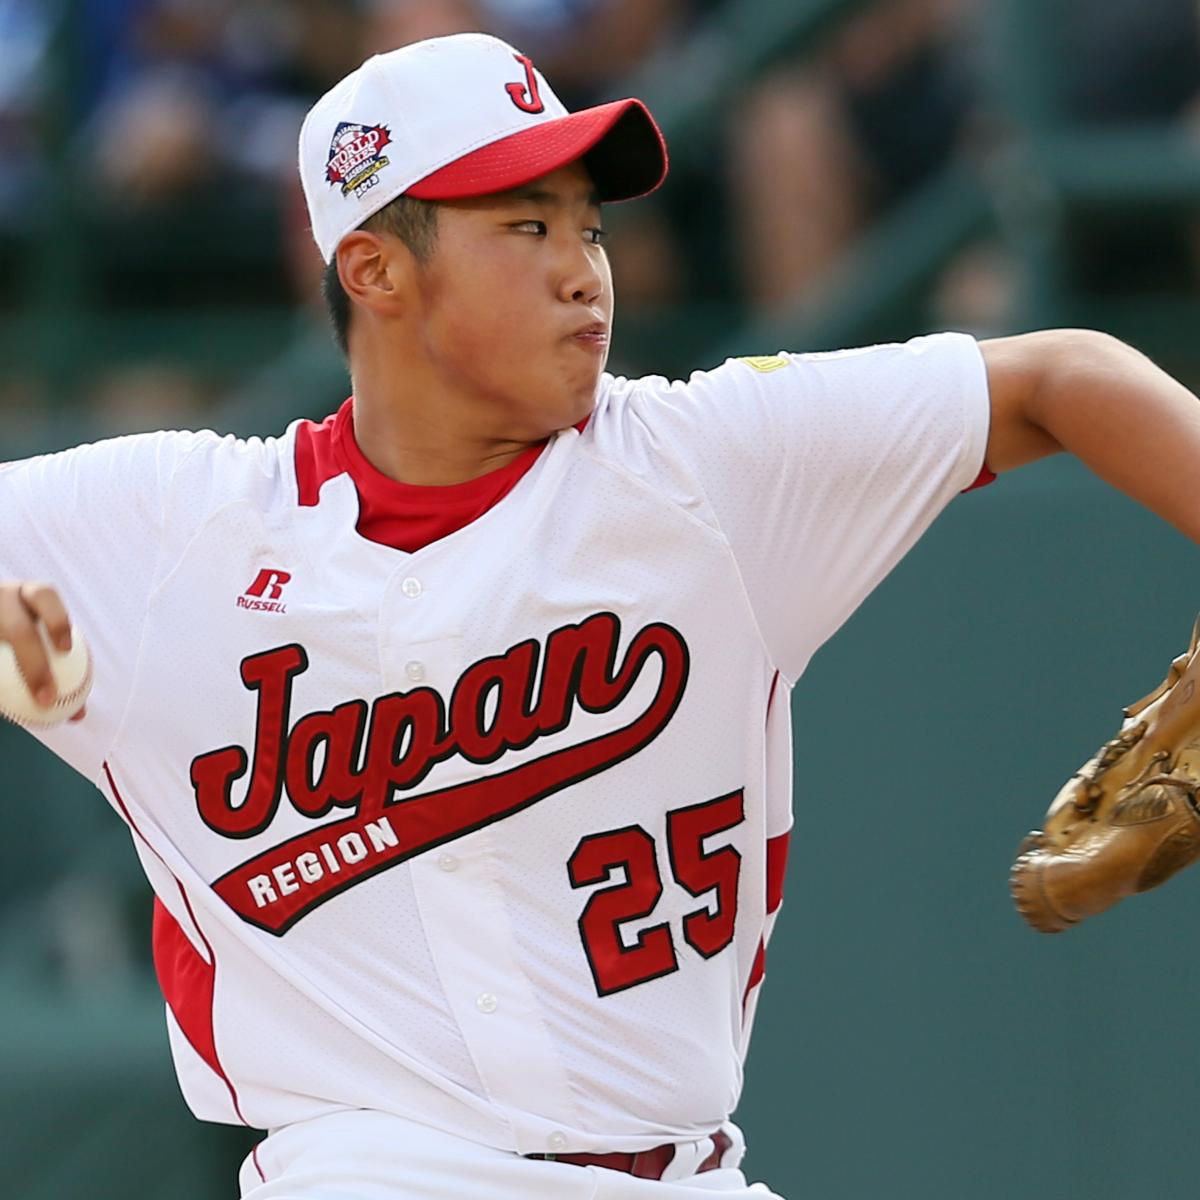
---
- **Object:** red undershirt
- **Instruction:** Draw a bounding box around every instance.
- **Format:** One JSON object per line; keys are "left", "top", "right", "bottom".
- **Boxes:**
{"left": 294, "top": 397, "right": 548, "bottom": 552}
{"left": 294, "top": 396, "right": 995, "bottom": 554}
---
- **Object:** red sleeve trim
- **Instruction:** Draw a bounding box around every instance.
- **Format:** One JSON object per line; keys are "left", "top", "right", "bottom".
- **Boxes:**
{"left": 962, "top": 464, "right": 996, "bottom": 493}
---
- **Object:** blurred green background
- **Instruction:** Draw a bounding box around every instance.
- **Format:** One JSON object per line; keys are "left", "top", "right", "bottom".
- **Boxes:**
{"left": 3, "top": 0, "right": 1200, "bottom": 1196}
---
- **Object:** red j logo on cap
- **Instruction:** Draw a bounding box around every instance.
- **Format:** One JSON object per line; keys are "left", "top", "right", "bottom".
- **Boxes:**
{"left": 505, "top": 54, "right": 545, "bottom": 114}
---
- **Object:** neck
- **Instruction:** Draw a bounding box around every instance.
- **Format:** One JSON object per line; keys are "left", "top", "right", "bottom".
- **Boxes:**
{"left": 348, "top": 345, "right": 539, "bottom": 487}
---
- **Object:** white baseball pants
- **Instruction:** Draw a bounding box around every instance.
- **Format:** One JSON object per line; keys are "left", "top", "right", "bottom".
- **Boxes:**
{"left": 237, "top": 1110, "right": 786, "bottom": 1200}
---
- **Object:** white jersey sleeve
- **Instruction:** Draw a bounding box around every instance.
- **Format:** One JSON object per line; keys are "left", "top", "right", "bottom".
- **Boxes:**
{"left": 601, "top": 332, "right": 991, "bottom": 682}
{"left": 0, "top": 431, "right": 214, "bottom": 779}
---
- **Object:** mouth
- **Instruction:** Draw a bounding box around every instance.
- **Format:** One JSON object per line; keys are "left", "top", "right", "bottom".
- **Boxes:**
{"left": 570, "top": 322, "right": 610, "bottom": 351}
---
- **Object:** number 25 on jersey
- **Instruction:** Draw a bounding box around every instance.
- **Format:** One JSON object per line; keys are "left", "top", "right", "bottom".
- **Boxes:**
{"left": 569, "top": 790, "right": 744, "bottom": 995}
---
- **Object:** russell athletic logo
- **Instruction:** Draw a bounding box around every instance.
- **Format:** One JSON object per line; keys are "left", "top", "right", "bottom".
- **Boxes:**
{"left": 237, "top": 569, "right": 291, "bottom": 614}
{"left": 325, "top": 121, "right": 392, "bottom": 199}
{"left": 191, "top": 612, "right": 690, "bottom": 934}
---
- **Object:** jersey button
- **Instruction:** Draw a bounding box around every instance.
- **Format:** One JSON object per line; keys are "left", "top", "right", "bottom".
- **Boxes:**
{"left": 405, "top": 660, "right": 426, "bottom": 682}
{"left": 475, "top": 992, "right": 498, "bottom": 1014}
{"left": 437, "top": 853, "right": 458, "bottom": 872}
{"left": 401, "top": 577, "right": 423, "bottom": 599}
{"left": 547, "top": 1132, "right": 569, "bottom": 1152}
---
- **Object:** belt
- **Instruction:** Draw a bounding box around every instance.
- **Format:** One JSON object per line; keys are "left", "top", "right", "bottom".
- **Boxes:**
{"left": 528, "top": 1129, "right": 732, "bottom": 1180}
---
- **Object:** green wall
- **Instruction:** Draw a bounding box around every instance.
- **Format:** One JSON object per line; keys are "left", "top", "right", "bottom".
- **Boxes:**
{"left": 742, "top": 454, "right": 1200, "bottom": 1198}
{"left": 1, "top": 454, "right": 1196, "bottom": 1198}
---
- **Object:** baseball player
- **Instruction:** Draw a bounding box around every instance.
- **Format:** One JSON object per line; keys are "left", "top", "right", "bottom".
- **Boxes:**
{"left": 4, "top": 31, "right": 1200, "bottom": 1200}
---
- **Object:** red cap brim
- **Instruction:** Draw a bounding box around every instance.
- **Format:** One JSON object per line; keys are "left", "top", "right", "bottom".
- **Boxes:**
{"left": 405, "top": 99, "right": 668, "bottom": 203}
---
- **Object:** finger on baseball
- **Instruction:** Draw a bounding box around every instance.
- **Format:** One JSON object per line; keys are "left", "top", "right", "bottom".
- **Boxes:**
{"left": 0, "top": 587, "right": 55, "bottom": 705}
{"left": 18, "top": 582, "right": 72, "bottom": 651}
{"left": 70, "top": 704, "right": 88, "bottom": 723}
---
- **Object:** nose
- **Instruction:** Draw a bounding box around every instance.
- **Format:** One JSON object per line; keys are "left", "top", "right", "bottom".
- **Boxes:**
{"left": 556, "top": 237, "right": 605, "bottom": 306}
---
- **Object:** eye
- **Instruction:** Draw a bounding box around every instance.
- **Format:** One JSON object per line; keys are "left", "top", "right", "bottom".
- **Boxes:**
{"left": 512, "top": 219, "right": 548, "bottom": 235}
{"left": 585, "top": 228, "right": 609, "bottom": 246}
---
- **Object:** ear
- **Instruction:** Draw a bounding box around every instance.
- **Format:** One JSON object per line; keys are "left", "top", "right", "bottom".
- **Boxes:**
{"left": 336, "top": 230, "right": 412, "bottom": 320}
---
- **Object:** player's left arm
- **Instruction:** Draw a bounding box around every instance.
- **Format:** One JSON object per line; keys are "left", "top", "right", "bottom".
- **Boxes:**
{"left": 982, "top": 329, "right": 1200, "bottom": 544}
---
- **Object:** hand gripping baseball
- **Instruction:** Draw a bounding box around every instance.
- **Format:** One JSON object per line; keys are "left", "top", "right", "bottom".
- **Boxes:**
{"left": 1011, "top": 616, "right": 1200, "bottom": 932}
{"left": 0, "top": 582, "right": 89, "bottom": 724}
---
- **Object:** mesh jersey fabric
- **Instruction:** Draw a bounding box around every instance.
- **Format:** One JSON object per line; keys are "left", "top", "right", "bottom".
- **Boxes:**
{"left": 0, "top": 332, "right": 989, "bottom": 1151}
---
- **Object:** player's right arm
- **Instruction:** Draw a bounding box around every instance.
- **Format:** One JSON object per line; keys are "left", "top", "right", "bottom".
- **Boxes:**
{"left": 0, "top": 430, "right": 213, "bottom": 774}
{"left": 0, "top": 581, "right": 83, "bottom": 715}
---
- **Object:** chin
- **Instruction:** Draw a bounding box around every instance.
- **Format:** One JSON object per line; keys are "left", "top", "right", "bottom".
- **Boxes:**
{"left": 565, "top": 383, "right": 601, "bottom": 428}
{"left": 538, "top": 378, "right": 600, "bottom": 432}
{"left": 541, "top": 403, "right": 594, "bottom": 436}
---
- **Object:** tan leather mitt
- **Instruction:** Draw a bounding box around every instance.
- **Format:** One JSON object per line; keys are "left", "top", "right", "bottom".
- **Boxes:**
{"left": 1011, "top": 616, "right": 1200, "bottom": 932}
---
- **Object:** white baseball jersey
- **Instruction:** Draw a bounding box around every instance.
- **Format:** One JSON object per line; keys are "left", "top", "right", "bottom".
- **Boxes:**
{"left": 0, "top": 333, "right": 989, "bottom": 1160}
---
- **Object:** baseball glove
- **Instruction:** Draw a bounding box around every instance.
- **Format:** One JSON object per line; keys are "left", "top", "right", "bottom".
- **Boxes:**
{"left": 1011, "top": 615, "right": 1200, "bottom": 933}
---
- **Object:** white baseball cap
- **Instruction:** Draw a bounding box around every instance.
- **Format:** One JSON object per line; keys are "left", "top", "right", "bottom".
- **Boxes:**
{"left": 299, "top": 32, "right": 669, "bottom": 263}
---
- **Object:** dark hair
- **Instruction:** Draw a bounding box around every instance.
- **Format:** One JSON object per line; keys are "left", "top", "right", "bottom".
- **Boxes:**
{"left": 321, "top": 194, "right": 440, "bottom": 358}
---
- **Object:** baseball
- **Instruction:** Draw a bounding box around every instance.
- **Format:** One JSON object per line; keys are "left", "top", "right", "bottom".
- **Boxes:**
{"left": 0, "top": 623, "right": 92, "bottom": 727}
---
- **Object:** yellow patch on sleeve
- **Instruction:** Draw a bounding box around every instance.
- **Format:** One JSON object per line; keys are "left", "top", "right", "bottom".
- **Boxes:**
{"left": 737, "top": 355, "right": 790, "bottom": 374}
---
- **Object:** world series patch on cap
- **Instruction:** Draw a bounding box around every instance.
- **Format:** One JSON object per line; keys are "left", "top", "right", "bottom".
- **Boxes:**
{"left": 324, "top": 122, "right": 393, "bottom": 201}
{"left": 298, "top": 32, "right": 669, "bottom": 263}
